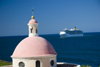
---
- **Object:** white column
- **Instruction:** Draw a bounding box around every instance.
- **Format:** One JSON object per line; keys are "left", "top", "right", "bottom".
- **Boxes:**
{"left": 28, "top": 23, "right": 38, "bottom": 37}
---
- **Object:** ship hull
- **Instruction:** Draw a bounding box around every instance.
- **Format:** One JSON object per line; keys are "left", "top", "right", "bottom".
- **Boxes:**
{"left": 60, "top": 32, "right": 83, "bottom": 38}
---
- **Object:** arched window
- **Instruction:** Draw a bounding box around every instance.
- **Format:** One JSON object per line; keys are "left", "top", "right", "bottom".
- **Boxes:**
{"left": 19, "top": 62, "right": 25, "bottom": 67}
{"left": 50, "top": 60, "right": 54, "bottom": 66}
{"left": 30, "top": 26, "right": 33, "bottom": 33}
{"left": 36, "top": 60, "right": 40, "bottom": 67}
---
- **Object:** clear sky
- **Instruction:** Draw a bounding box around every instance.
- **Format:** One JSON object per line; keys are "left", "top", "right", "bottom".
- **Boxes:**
{"left": 0, "top": 0, "right": 100, "bottom": 36}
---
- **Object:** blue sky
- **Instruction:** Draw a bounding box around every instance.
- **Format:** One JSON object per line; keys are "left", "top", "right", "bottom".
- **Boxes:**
{"left": 0, "top": 0, "right": 100, "bottom": 36}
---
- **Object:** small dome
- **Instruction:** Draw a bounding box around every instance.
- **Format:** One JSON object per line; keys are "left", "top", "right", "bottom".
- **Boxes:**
{"left": 28, "top": 19, "right": 37, "bottom": 24}
{"left": 11, "top": 36, "right": 57, "bottom": 58}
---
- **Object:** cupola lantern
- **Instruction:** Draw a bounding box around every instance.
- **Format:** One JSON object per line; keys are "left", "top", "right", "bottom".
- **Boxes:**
{"left": 27, "top": 9, "right": 38, "bottom": 37}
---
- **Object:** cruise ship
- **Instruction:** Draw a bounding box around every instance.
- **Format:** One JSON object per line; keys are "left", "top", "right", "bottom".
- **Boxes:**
{"left": 60, "top": 27, "right": 83, "bottom": 37}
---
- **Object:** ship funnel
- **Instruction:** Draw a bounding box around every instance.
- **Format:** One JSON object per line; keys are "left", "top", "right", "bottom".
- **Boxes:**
{"left": 74, "top": 27, "right": 76, "bottom": 30}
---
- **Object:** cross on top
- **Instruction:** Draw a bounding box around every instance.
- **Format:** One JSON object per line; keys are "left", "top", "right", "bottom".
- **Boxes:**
{"left": 32, "top": 7, "right": 34, "bottom": 16}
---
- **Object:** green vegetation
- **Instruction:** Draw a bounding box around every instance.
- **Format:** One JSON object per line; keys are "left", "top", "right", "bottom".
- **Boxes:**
{"left": 0, "top": 60, "right": 12, "bottom": 66}
{"left": 81, "top": 64, "right": 92, "bottom": 67}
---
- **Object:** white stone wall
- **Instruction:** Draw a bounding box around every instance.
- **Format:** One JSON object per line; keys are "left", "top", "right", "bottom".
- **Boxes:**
{"left": 12, "top": 55, "right": 57, "bottom": 67}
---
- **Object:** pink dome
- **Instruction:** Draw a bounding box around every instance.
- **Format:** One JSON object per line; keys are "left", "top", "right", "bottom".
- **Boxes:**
{"left": 28, "top": 19, "right": 37, "bottom": 24}
{"left": 11, "top": 36, "right": 57, "bottom": 58}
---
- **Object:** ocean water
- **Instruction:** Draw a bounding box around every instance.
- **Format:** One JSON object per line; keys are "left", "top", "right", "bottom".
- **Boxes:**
{"left": 0, "top": 33, "right": 100, "bottom": 67}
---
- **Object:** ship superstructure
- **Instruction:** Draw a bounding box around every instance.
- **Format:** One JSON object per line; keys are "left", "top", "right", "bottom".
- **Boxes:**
{"left": 60, "top": 27, "right": 83, "bottom": 37}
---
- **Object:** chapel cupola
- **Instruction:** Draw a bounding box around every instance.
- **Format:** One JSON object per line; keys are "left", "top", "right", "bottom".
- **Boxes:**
{"left": 27, "top": 10, "right": 39, "bottom": 37}
{"left": 11, "top": 8, "right": 57, "bottom": 67}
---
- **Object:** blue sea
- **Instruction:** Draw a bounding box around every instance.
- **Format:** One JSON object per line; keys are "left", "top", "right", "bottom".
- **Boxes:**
{"left": 0, "top": 32, "right": 100, "bottom": 67}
